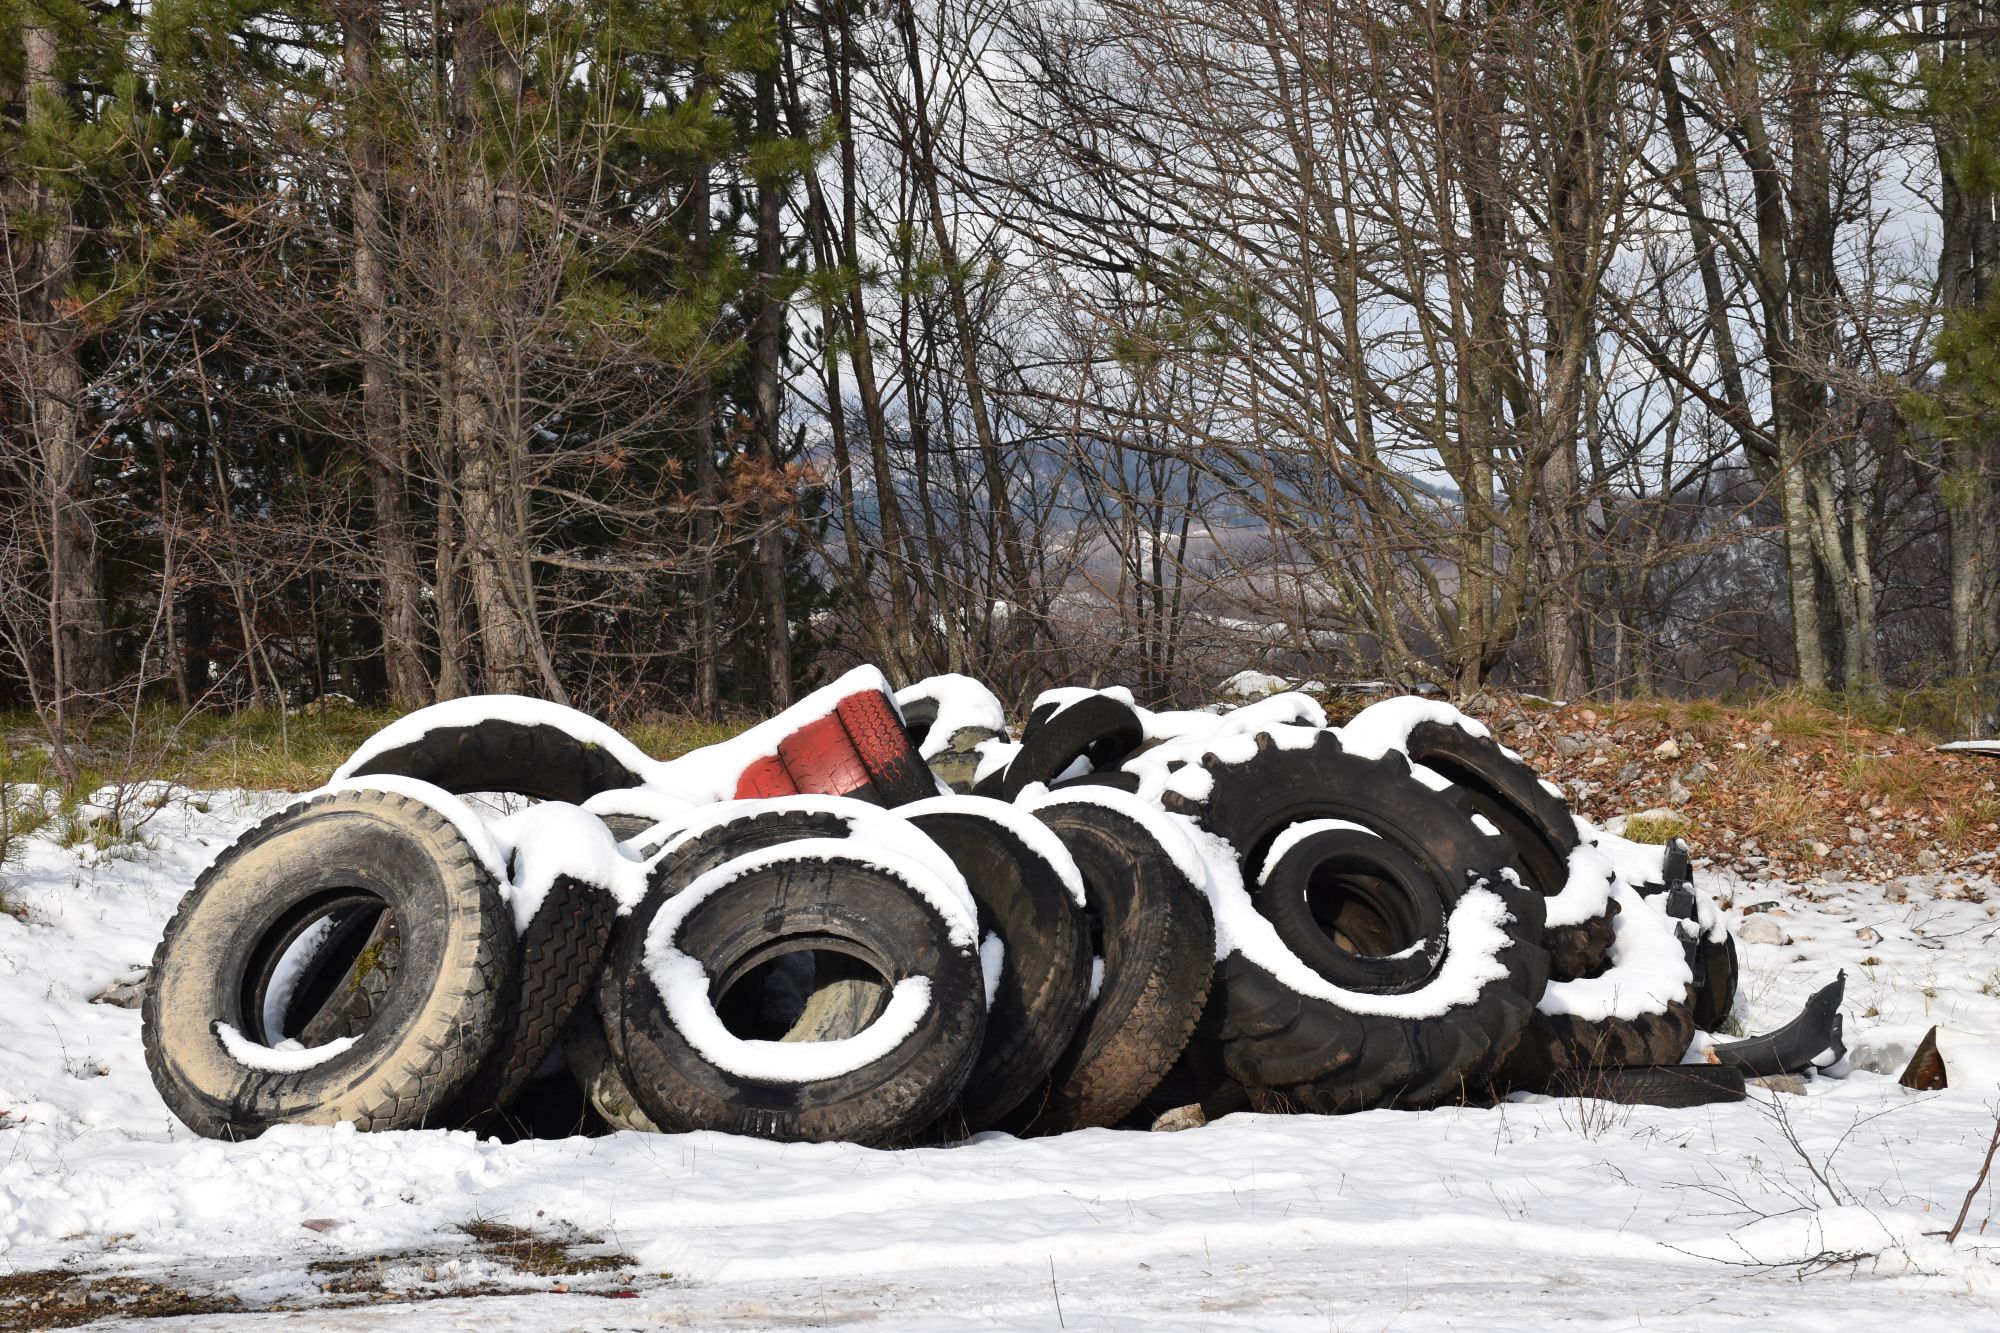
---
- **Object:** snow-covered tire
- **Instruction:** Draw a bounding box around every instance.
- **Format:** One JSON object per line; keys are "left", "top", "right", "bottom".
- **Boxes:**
{"left": 1510, "top": 878, "right": 1697, "bottom": 1084}
{"left": 1544, "top": 1062, "right": 1746, "bottom": 1107}
{"left": 901, "top": 796, "right": 1093, "bottom": 1132}
{"left": 594, "top": 807, "right": 857, "bottom": 1086}
{"left": 1391, "top": 715, "right": 1611, "bottom": 982}
{"left": 141, "top": 790, "right": 514, "bottom": 1138}
{"left": 1184, "top": 731, "right": 1548, "bottom": 1112}
{"left": 442, "top": 876, "right": 620, "bottom": 1129}
{"left": 605, "top": 853, "right": 986, "bottom": 1145}
{"left": 996, "top": 695, "right": 1146, "bottom": 801}
{"left": 1005, "top": 793, "right": 1215, "bottom": 1135}
{"left": 342, "top": 715, "right": 646, "bottom": 804}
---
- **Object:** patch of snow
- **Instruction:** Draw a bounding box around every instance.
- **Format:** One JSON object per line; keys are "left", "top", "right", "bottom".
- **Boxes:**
{"left": 969, "top": 735, "right": 1020, "bottom": 785}
{"left": 213, "top": 1023, "right": 357, "bottom": 1073}
{"left": 1256, "top": 818, "right": 1379, "bottom": 885}
{"left": 1086, "top": 955, "right": 1105, "bottom": 1007}
{"left": 979, "top": 933, "right": 1004, "bottom": 1008}
{"left": 895, "top": 675, "right": 1007, "bottom": 759}
{"left": 1537, "top": 879, "right": 1693, "bottom": 1023}
{"left": 1543, "top": 840, "right": 1617, "bottom": 931}
{"left": 1219, "top": 669, "right": 1291, "bottom": 699}
{"left": 488, "top": 802, "right": 648, "bottom": 926}
{"left": 1336, "top": 697, "right": 1491, "bottom": 760}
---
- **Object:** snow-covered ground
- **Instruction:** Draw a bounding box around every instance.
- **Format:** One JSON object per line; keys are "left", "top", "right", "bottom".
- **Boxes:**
{"left": 4, "top": 789, "right": 2000, "bottom": 1329}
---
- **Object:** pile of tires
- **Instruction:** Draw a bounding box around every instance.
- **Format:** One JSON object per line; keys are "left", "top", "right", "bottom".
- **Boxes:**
{"left": 143, "top": 669, "right": 1823, "bottom": 1146}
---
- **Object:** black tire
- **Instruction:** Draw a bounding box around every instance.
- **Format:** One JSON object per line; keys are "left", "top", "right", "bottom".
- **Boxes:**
{"left": 1048, "top": 769, "right": 1143, "bottom": 794}
{"left": 1518, "top": 989, "right": 1696, "bottom": 1079}
{"left": 1506, "top": 882, "right": 1698, "bottom": 1087}
{"left": 1000, "top": 696, "right": 1147, "bottom": 801}
{"left": 1692, "top": 932, "right": 1740, "bottom": 1032}
{"left": 342, "top": 714, "right": 646, "bottom": 804}
{"left": 442, "top": 876, "right": 621, "bottom": 1129}
{"left": 1006, "top": 795, "right": 1215, "bottom": 1135}
{"left": 141, "top": 790, "right": 515, "bottom": 1139}
{"left": 608, "top": 853, "right": 986, "bottom": 1145}
{"left": 595, "top": 808, "right": 857, "bottom": 1084}
{"left": 1645, "top": 837, "right": 1738, "bottom": 1032}
{"left": 1399, "top": 718, "right": 1611, "bottom": 982}
{"left": 902, "top": 797, "right": 1093, "bottom": 1132}
{"left": 899, "top": 693, "right": 941, "bottom": 749}
{"left": 1182, "top": 731, "right": 1548, "bottom": 1112}
{"left": 1544, "top": 1062, "right": 1746, "bottom": 1107}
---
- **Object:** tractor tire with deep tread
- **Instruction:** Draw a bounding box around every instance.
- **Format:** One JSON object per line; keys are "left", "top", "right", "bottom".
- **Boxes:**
{"left": 1183, "top": 731, "right": 1548, "bottom": 1113}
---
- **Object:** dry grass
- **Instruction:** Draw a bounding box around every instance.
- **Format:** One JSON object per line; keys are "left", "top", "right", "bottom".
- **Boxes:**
{"left": 1620, "top": 811, "right": 1689, "bottom": 844}
{"left": 2, "top": 704, "right": 749, "bottom": 795}
{"left": 1838, "top": 752, "right": 1933, "bottom": 806}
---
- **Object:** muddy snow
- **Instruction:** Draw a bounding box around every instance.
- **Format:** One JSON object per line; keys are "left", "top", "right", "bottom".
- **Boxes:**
{"left": 3, "top": 787, "right": 1999, "bottom": 1329}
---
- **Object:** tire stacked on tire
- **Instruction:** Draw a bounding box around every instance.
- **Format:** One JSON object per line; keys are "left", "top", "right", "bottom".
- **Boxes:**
{"left": 145, "top": 675, "right": 1770, "bottom": 1146}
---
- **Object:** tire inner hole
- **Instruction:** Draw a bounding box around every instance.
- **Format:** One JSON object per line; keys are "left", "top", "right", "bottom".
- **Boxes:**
{"left": 713, "top": 944, "right": 891, "bottom": 1043}
{"left": 248, "top": 893, "right": 401, "bottom": 1046}
{"left": 1304, "top": 862, "right": 1426, "bottom": 960}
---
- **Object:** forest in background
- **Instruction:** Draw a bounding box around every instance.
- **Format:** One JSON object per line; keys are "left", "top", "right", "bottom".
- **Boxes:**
{"left": 6, "top": 0, "right": 2000, "bottom": 763}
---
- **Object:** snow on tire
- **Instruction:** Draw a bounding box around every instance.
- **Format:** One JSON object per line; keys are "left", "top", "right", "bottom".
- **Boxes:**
{"left": 897, "top": 675, "right": 1009, "bottom": 794}
{"left": 604, "top": 843, "right": 986, "bottom": 1146}
{"left": 1007, "top": 788, "right": 1216, "bottom": 1135}
{"left": 336, "top": 698, "right": 653, "bottom": 805}
{"left": 1509, "top": 875, "right": 1696, "bottom": 1083}
{"left": 991, "top": 694, "right": 1147, "bottom": 801}
{"left": 1341, "top": 699, "right": 1614, "bottom": 982}
{"left": 898, "top": 795, "right": 1093, "bottom": 1132}
{"left": 141, "top": 788, "right": 515, "bottom": 1138}
{"left": 1180, "top": 730, "right": 1549, "bottom": 1113}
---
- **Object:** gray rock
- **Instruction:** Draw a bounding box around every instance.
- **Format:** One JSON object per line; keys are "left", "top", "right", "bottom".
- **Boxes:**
{"left": 90, "top": 971, "right": 148, "bottom": 1009}
{"left": 1737, "top": 916, "right": 1788, "bottom": 946}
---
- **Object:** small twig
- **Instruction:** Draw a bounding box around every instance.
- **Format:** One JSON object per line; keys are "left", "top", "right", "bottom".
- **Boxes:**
{"left": 1048, "top": 1255, "right": 1064, "bottom": 1328}
{"left": 1947, "top": 1110, "right": 2000, "bottom": 1244}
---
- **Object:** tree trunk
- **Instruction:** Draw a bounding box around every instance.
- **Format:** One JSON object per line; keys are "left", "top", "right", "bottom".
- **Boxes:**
{"left": 753, "top": 69, "right": 792, "bottom": 707}
{"left": 449, "top": 0, "right": 551, "bottom": 699}
{"left": 21, "top": 24, "right": 110, "bottom": 702}
{"left": 342, "top": 6, "right": 432, "bottom": 710}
